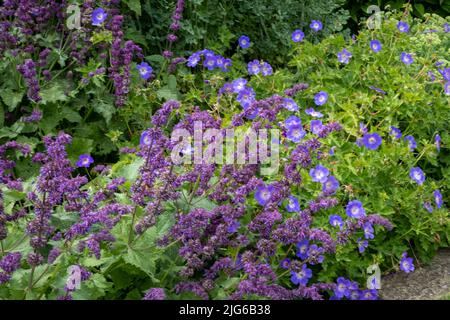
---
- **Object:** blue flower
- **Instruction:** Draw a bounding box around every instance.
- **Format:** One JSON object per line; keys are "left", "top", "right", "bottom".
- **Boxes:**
{"left": 360, "top": 290, "right": 378, "bottom": 300}
{"left": 221, "top": 58, "right": 232, "bottom": 72}
{"left": 359, "top": 123, "right": 368, "bottom": 135}
{"left": 438, "top": 68, "right": 450, "bottom": 81}
{"left": 280, "top": 258, "right": 291, "bottom": 270}
{"left": 364, "top": 132, "right": 383, "bottom": 150}
{"left": 307, "top": 244, "right": 324, "bottom": 264}
{"left": 370, "top": 40, "right": 382, "bottom": 53}
{"left": 434, "top": 189, "right": 443, "bottom": 209}
{"left": 346, "top": 200, "right": 366, "bottom": 219}
{"left": 92, "top": 8, "right": 107, "bottom": 26}
{"left": 389, "top": 126, "right": 402, "bottom": 139}
{"left": 409, "top": 167, "right": 425, "bottom": 185}
{"left": 309, "top": 165, "right": 329, "bottom": 183}
{"left": 285, "top": 116, "right": 302, "bottom": 129}
{"left": 428, "top": 71, "right": 436, "bottom": 81}
{"left": 369, "top": 86, "right": 386, "bottom": 95}
{"left": 292, "top": 29, "right": 305, "bottom": 42}
{"left": 404, "top": 135, "right": 416, "bottom": 151}
{"left": 445, "top": 23, "right": 450, "bottom": 33}
{"left": 282, "top": 98, "right": 299, "bottom": 111}
{"left": 286, "top": 126, "right": 306, "bottom": 143}
{"left": 136, "top": 62, "right": 153, "bottom": 80}
{"left": 305, "top": 108, "right": 323, "bottom": 118}
{"left": 285, "top": 195, "right": 300, "bottom": 212}
{"left": 363, "top": 222, "right": 374, "bottom": 239}
{"left": 314, "top": 91, "right": 328, "bottom": 106}
{"left": 357, "top": 238, "right": 368, "bottom": 253}
{"left": 397, "top": 21, "right": 410, "bottom": 33}
{"left": 187, "top": 52, "right": 201, "bottom": 67}
{"left": 435, "top": 134, "right": 441, "bottom": 152}
{"left": 362, "top": 132, "right": 382, "bottom": 150}
{"left": 337, "top": 48, "right": 352, "bottom": 64}
{"left": 140, "top": 131, "right": 152, "bottom": 146}
{"left": 400, "top": 52, "right": 414, "bottom": 65}
{"left": 334, "top": 277, "right": 351, "bottom": 299}
{"left": 329, "top": 215, "right": 343, "bottom": 229}
{"left": 423, "top": 202, "right": 433, "bottom": 213}
{"left": 310, "top": 120, "right": 323, "bottom": 135}
{"left": 445, "top": 82, "right": 450, "bottom": 95}
{"left": 310, "top": 20, "right": 323, "bottom": 31}
{"left": 247, "top": 60, "right": 260, "bottom": 75}
{"left": 296, "top": 240, "right": 309, "bottom": 260}
{"left": 290, "top": 264, "right": 312, "bottom": 286}
{"left": 227, "top": 221, "right": 240, "bottom": 233}
{"left": 232, "top": 78, "right": 248, "bottom": 93}
{"left": 203, "top": 55, "right": 216, "bottom": 70}
{"left": 238, "top": 35, "right": 250, "bottom": 49}
{"left": 322, "top": 176, "right": 339, "bottom": 194}
{"left": 400, "top": 252, "right": 415, "bottom": 273}
{"left": 261, "top": 62, "right": 273, "bottom": 76}
{"left": 254, "top": 184, "right": 274, "bottom": 206}
{"left": 237, "top": 87, "right": 256, "bottom": 108}
{"left": 76, "top": 154, "right": 94, "bottom": 168}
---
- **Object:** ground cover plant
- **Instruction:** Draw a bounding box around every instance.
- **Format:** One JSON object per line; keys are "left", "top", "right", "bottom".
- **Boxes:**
{"left": 0, "top": 1, "right": 449, "bottom": 300}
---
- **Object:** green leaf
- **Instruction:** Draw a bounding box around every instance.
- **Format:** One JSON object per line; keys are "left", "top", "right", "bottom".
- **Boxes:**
{"left": 94, "top": 100, "right": 116, "bottom": 124}
{"left": 40, "top": 83, "right": 68, "bottom": 104}
{"left": 61, "top": 106, "right": 82, "bottom": 123}
{"left": 123, "top": 247, "right": 156, "bottom": 278}
{"left": 157, "top": 86, "right": 178, "bottom": 101}
{"left": 0, "top": 88, "right": 24, "bottom": 111}
{"left": 124, "top": 0, "right": 141, "bottom": 15}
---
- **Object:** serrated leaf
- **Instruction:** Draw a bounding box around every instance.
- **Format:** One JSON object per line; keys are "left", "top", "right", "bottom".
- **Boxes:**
{"left": 61, "top": 106, "right": 82, "bottom": 123}
{"left": 0, "top": 88, "right": 24, "bottom": 111}
{"left": 94, "top": 100, "right": 116, "bottom": 124}
{"left": 157, "top": 86, "right": 178, "bottom": 101}
{"left": 123, "top": 247, "right": 156, "bottom": 278}
{"left": 40, "top": 84, "right": 68, "bottom": 104}
{"left": 124, "top": 0, "right": 141, "bottom": 15}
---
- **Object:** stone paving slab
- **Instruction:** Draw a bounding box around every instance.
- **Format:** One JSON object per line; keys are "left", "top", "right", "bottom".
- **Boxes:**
{"left": 380, "top": 249, "right": 450, "bottom": 300}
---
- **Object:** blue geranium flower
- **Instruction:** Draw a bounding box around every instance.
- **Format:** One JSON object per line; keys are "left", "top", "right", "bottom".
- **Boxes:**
{"left": 362, "top": 132, "right": 382, "bottom": 150}
{"left": 282, "top": 98, "right": 299, "bottom": 111}
{"left": 400, "top": 52, "right": 414, "bottom": 65}
{"left": 404, "top": 135, "right": 416, "bottom": 151}
{"left": 400, "top": 252, "right": 415, "bottom": 273}
{"left": 358, "top": 238, "right": 368, "bottom": 253}
{"left": 254, "top": 184, "right": 274, "bottom": 206}
{"left": 329, "top": 215, "right": 343, "bottom": 229}
{"left": 310, "top": 20, "right": 323, "bottom": 31}
{"left": 410, "top": 167, "right": 425, "bottom": 185}
{"left": 322, "top": 176, "right": 339, "bottom": 194}
{"left": 434, "top": 189, "right": 443, "bottom": 209}
{"left": 305, "top": 108, "right": 323, "bottom": 118}
{"left": 285, "top": 115, "right": 302, "bottom": 129}
{"left": 337, "top": 48, "right": 352, "bottom": 64}
{"left": 292, "top": 29, "right": 305, "bottom": 42}
{"left": 285, "top": 195, "right": 300, "bottom": 212}
{"left": 397, "top": 21, "right": 409, "bottom": 33}
{"left": 136, "top": 62, "right": 153, "bottom": 80}
{"left": 286, "top": 126, "right": 306, "bottom": 143}
{"left": 76, "top": 154, "right": 94, "bottom": 168}
{"left": 296, "top": 240, "right": 309, "bottom": 260}
{"left": 290, "top": 264, "right": 312, "bottom": 286}
{"left": 92, "top": 8, "right": 107, "bottom": 26}
{"left": 247, "top": 60, "right": 260, "bottom": 75}
{"left": 346, "top": 200, "right": 366, "bottom": 219}
{"left": 238, "top": 35, "right": 250, "bottom": 49}
{"left": 314, "top": 91, "right": 328, "bottom": 106}
{"left": 370, "top": 40, "right": 382, "bottom": 53}
{"left": 309, "top": 165, "right": 329, "bottom": 183}
{"left": 389, "top": 126, "right": 402, "bottom": 139}
{"left": 261, "top": 62, "right": 273, "bottom": 76}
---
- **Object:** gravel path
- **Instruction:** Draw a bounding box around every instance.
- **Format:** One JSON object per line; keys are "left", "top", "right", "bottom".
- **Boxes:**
{"left": 380, "top": 249, "right": 450, "bottom": 300}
